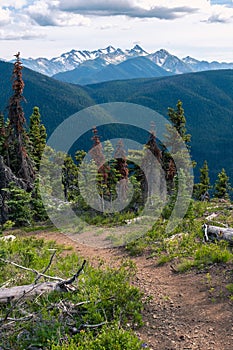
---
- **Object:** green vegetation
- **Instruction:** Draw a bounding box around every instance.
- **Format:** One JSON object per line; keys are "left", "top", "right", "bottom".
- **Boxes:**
{"left": 1, "top": 60, "right": 233, "bottom": 181}
{"left": 213, "top": 168, "right": 231, "bottom": 199}
{"left": 194, "top": 160, "right": 211, "bottom": 200}
{"left": 0, "top": 237, "right": 143, "bottom": 349}
{"left": 1, "top": 55, "right": 233, "bottom": 349}
{"left": 126, "top": 200, "right": 233, "bottom": 273}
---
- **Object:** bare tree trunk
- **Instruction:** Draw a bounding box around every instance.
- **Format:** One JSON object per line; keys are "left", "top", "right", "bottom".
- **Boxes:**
{"left": 203, "top": 224, "right": 233, "bottom": 244}
{"left": 0, "top": 259, "right": 86, "bottom": 303}
{"left": 0, "top": 282, "right": 64, "bottom": 304}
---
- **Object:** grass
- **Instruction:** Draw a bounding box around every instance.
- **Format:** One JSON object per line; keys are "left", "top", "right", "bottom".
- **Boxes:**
{"left": 0, "top": 237, "right": 144, "bottom": 350}
{"left": 126, "top": 200, "right": 233, "bottom": 271}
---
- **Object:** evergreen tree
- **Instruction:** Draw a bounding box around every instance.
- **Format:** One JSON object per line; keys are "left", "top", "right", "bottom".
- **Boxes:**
{"left": 75, "top": 150, "right": 86, "bottom": 165}
{"left": 162, "top": 100, "right": 194, "bottom": 218}
{"left": 29, "top": 106, "right": 47, "bottom": 170}
{"left": 6, "top": 53, "right": 34, "bottom": 186}
{"left": 62, "top": 154, "right": 78, "bottom": 201}
{"left": 194, "top": 160, "right": 211, "bottom": 200}
{"left": 167, "top": 100, "right": 191, "bottom": 145}
{"left": 6, "top": 182, "right": 33, "bottom": 226}
{"left": 214, "top": 168, "right": 231, "bottom": 199}
{"left": 30, "top": 177, "right": 48, "bottom": 221}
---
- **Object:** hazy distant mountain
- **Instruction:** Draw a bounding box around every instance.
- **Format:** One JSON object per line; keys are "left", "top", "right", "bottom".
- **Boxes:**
{"left": 18, "top": 45, "right": 149, "bottom": 77}
{"left": 53, "top": 56, "right": 171, "bottom": 85}
{"left": 11, "top": 45, "right": 233, "bottom": 81}
{"left": 182, "top": 56, "right": 233, "bottom": 72}
{"left": 149, "top": 49, "right": 191, "bottom": 74}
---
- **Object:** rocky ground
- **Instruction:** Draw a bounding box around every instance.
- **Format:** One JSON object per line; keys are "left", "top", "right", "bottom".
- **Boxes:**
{"left": 25, "top": 230, "right": 233, "bottom": 350}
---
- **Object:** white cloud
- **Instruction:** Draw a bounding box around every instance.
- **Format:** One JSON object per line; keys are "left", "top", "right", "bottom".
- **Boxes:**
{"left": 0, "top": 0, "right": 27, "bottom": 9}
{"left": 206, "top": 13, "right": 233, "bottom": 22}
{"left": 26, "top": 0, "right": 90, "bottom": 26}
{"left": 0, "top": 7, "right": 11, "bottom": 25}
{"left": 58, "top": 0, "right": 198, "bottom": 19}
{"left": 0, "top": 28, "right": 45, "bottom": 40}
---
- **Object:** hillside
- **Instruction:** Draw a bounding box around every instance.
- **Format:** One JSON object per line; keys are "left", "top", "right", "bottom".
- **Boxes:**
{"left": 0, "top": 61, "right": 94, "bottom": 135}
{"left": 53, "top": 56, "right": 171, "bottom": 85}
{"left": 1, "top": 60, "right": 233, "bottom": 182}
{"left": 85, "top": 69, "right": 233, "bottom": 182}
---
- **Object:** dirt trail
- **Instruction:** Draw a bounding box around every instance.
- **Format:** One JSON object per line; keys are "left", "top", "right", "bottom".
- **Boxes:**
{"left": 28, "top": 230, "right": 233, "bottom": 350}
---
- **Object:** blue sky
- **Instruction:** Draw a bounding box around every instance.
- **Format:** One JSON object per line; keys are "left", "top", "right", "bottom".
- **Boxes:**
{"left": 0, "top": 0, "right": 233, "bottom": 61}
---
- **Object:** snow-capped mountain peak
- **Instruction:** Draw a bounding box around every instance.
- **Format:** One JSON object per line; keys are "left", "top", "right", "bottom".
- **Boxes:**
{"left": 182, "top": 56, "right": 201, "bottom": 65}
{"left": 125, "top": 44, "right": 148, "bottom": 56}
{"left": 14, "top": 45, "right": 233, "bottom": 77}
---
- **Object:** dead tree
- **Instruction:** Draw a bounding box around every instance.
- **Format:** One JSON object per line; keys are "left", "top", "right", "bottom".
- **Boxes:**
{"left": 5, "top": 52, "right": 35, "bottom": 189}
{"left": 0, "top": 257, "right": 86, "bottom": 304}
{"left": 203, "top": 224, "right": 233, "bottom": 244}
{"left": 114, "top": 139, "right": 129, "bottom": 201}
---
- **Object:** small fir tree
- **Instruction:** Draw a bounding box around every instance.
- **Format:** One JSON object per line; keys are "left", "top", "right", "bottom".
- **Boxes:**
{"left": 167, "top": 100, "right": 191, "bottom": 145}
{"left": 29, "top": 106, "right": 47, "bottom": 170}
{"left": 194, "top": 160, "right": 211, "bottom": 200}
{"left": 214, "top": 168, "right": 231, "bottom": 199}
{"left": 5, "top": 182, "right": 33, "bottom": 226}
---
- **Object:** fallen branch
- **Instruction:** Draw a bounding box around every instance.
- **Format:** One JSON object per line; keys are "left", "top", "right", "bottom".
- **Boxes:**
{"left": 34, "top": 250, "right": 57, "bottom": 283}
{"left": 203, "top": 224, "right": 233, "bottom": 244}
{"left": 0, "top": 257, "right": 63, "bottom": 282}
{"left": 0, "top": 260, "right": 86, "bottom": 304}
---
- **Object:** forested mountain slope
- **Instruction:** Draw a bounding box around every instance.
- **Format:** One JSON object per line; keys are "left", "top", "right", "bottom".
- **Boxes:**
{"left": 0, "top": 61, "right": 94, "bottom": 135}
{"left": 85, "top": 69, "right": 233, "bottom": 181}
{"left": 1, "top": 60, "right": 233, "bottom": 181}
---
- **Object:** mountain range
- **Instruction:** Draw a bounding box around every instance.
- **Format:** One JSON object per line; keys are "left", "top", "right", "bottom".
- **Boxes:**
{"left": 4, "top": 45, "right": 233, "bottom": 85}
{"left": 0, "top": 60, "right": 233, "bottom": 183}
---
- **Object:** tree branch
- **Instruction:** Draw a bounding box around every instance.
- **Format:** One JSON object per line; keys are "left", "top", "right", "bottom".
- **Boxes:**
{"left": 0, "top": 257, "right": 63, "bottom": 282}
{"left": 34, "top": 250, "right": 57, "bottom": 283}
{"left": 58, "top": 260, "right": 87, "bottom": 289}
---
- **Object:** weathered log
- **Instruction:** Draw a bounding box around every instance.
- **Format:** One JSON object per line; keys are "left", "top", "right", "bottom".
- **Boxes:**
{"left": 0, "top": 260, "right": 86, "bottom": 303}
{"left": 0, "top": 282, "right": 64, "bottom": 304}
{"left": 203, "top": 224, "right": 233, "bottom": 244}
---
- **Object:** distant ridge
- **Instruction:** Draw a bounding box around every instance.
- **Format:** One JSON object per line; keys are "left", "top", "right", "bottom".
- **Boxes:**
{"left": 8, "top": 45, "right": 233, "bottom": 82}
{"left": 53, "top": 56, "right": 172, "bottom": 85}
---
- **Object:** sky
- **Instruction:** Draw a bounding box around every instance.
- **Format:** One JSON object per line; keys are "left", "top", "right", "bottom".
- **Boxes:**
{"left": 0, "top": 0, "right": 233, "bottom": 62}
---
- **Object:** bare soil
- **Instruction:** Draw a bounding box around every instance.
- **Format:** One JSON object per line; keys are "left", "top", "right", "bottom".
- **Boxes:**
{"left": 24, "top": 229, "right": 233, "bottom": 350}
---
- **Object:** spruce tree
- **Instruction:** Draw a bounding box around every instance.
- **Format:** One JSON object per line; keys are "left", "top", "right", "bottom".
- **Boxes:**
{"left": 6, "top": 53, "right": 34, "bottom": 186}
{"left": 162, "top": 100, "right": 194, "bottom": 218}
{"left": 194, "top": 160, "right": 211, "bottom": 200}
{"left": 29, "top": 106, "right": 47, "bottom": 170}
{"left": 214, "top": 168, "right": 231, "bottom": 199}
{"left": 62, "top": 154, "right": 78, "bottom": 200}
{"left": 168, "top": 100, "right": 191, "bottom": 145}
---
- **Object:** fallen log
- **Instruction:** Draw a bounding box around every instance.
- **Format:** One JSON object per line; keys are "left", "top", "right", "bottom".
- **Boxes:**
{"left": 203, "top": 224, "right": 233, "bottom": 244}
{"left": 0, "top": 282, "right": 63, "bottom": 304}
{"left": 0, "top": 260, "right": 86, "bottom": 304}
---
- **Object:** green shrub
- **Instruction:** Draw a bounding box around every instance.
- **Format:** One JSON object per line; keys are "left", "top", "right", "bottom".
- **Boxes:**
{"left": 0, "top": 238, "right": 143, "bottom": 350}
{"left": 51, "top": 325, "right": 143, "bottom": 350}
